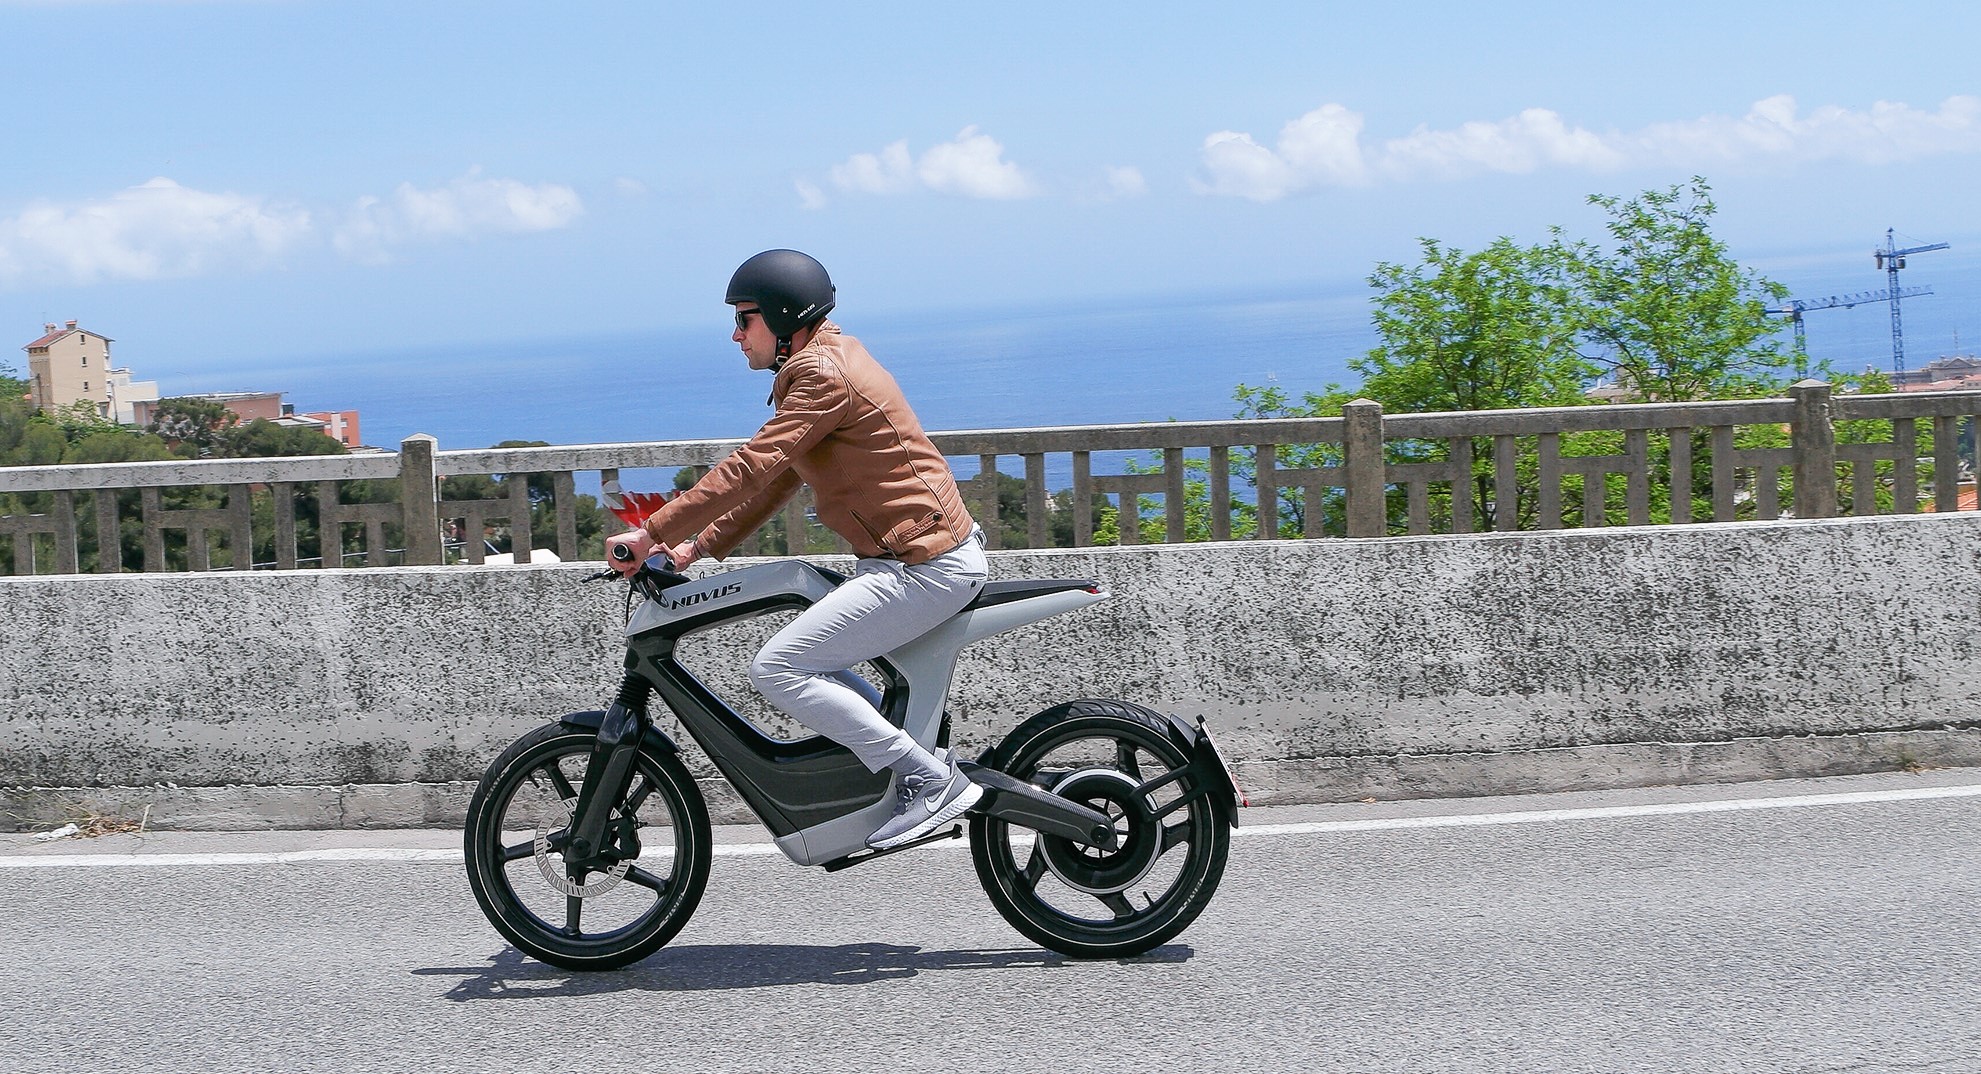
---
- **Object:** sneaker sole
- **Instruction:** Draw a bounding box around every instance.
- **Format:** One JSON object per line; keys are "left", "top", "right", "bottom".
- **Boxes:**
{"left": 867, "top": 780, "right": 985, "bottom": 850}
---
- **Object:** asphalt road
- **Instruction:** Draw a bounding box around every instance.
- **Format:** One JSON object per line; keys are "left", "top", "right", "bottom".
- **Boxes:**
{"left": 3, "top": 771, "right": 1978, "bottom": 1074}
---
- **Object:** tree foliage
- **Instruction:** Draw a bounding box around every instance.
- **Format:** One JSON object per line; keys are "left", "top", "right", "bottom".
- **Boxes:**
{"left": 146, "top": 396, "right": 239, "bottom": 455}
{"left": 0, "top": 390, "right": 361, "bottom": 573}
{"left": 1568, "top": 176, "right": 1790, "bottom": 401}
{"left": 1358, "top": 236, "right": 1596, "bottom": 413}
{"left": 1095, "top": 176, "right": 1926, "bottom": 541}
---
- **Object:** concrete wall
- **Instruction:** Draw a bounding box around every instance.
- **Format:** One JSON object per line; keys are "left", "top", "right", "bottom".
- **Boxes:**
{"left": 4, "top": 513, "right": 1979, "bottom": 829}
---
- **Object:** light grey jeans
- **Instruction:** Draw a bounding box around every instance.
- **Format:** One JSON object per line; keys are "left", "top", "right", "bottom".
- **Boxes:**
{"left": 748, "top": 528, "right": 988, "bottom": 776}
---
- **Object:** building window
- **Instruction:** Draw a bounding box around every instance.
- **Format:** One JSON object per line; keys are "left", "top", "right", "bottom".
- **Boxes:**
{"left": 82, "top": 381, "right": 89, "bottom": 392}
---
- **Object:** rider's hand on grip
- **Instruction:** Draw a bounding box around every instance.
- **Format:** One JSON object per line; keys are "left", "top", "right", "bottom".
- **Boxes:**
{"left": 606, "top": 528, "right": 657, "bottom": 575}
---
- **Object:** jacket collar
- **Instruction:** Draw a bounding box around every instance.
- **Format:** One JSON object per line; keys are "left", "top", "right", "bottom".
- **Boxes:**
{"left": 768, "top": 320, "right": 843, "bottom": 404}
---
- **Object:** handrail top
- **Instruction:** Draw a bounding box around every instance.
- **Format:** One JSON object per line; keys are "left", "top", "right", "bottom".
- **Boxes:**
{"left": 7, "top": 381, "right": 1981, "bottom": 492}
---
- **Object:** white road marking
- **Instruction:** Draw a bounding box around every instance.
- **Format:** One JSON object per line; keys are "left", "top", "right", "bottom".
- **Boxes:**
{"left": 4, "top": 781, "right": 1977, "bottom": 870}
{"left": 1230, "top": 782, "right": 1981, "bottom": 838}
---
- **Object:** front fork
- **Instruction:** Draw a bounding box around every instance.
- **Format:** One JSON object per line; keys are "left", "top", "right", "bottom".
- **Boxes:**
{"left": 564, "top": 673, "right": 652, "bottom": 869}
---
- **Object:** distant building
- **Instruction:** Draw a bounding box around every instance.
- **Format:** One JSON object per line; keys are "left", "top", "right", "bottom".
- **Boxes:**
{"left": 133, "top": 391, "right": 363, "bottom": 448}
{"left": 102, "top": 367, "right": 160, "bottom": 425}
{"left": 1893, "top": 355, "right": 1981, "bottom": 391}
{"left": 133, "top": 391, "right": 281, "bottom": 429}
{"left": 303, "top": 410, "right": 362, "bottom": 448}
{"left": 21, "top": 320, "right": 159, "bottom": 423}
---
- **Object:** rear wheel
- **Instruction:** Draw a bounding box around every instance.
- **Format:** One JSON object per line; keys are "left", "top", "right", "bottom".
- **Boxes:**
{"left": 464, "top": 723, "right": 711, "bottom": 970}
{"left": 969, "top": 700, "right": 1230, "bottom": 958}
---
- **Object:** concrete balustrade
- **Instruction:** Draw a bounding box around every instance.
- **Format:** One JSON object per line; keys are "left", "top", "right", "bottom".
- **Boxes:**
{"left": 2, "top": 512, "right": 1976, "bottom": 830}
{"left": 5, "top": 383, "right": 1981, "bottom": 575}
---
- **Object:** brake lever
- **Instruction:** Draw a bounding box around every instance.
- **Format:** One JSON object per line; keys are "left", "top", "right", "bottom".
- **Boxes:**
{"left": 638, "top": 552, "right": 691, "bottom": 588}
{"left": 598, "top": 543, "right": 691, "bottom": 591}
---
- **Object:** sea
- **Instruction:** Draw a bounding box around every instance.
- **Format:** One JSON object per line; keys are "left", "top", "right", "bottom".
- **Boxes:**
{"left": 197, "top": 265, "right": 1980, "bottom": 492}
{"left": 228, "top": 285, "right": 1381, "bottom": 488}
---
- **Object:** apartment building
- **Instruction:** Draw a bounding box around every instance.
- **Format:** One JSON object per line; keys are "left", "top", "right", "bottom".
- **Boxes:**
{"left": 22, "top": 320, "right": 159, "bottom": 423}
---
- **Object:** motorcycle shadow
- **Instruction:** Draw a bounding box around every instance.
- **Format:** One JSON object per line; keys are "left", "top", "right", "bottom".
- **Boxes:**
{"left": 416, "top": 942, "right": 1194, "bottom": 1001}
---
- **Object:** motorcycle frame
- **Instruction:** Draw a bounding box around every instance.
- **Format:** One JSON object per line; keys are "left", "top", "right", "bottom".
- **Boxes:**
{"left": 579, "top": 559, "right": 1111, "bottom": 868}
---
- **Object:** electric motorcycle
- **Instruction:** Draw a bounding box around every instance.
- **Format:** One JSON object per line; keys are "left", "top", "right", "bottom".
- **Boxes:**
{"left": 463, "top": 554, "right": 1241, "bottom": 970}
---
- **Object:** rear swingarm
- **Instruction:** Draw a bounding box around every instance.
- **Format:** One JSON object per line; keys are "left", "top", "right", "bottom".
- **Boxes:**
{"left": 960, "top": 762, "right": 1118, "bottom": 848}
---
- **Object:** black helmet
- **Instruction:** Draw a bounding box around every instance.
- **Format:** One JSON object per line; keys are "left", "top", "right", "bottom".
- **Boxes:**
{"left": 726, "top": 249, "right": 836, "bottom": 338}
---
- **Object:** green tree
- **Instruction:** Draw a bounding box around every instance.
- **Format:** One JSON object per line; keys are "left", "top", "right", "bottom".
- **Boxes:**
{"left": 1359, "top": 236, "right": 1596, "bottom": 414}
{"left": 66, "top": 429, "right": 176, "bottom": 465}
{"left": 1174, "top": 178, "right": 1807, "bottom": 539}
{"left": 46, "top": 400, "right": 120, "bottom": 443}
{"left": 12, "top": 420, "right": 66, "bottom": 465}
{"left": 1355, "top": 235, "right": 1605, "bottom": 530}
{"left": 223, "top": 418, "right": 348, "bottom": 459}
{"left": 147, "top": 397, "right": 240, "bottom": 457}
{"left": 1569, "top": 176, "right": 1790, "bottom": 402}
{"left": 0, "top": 380, "right": 36, "bottom": 461}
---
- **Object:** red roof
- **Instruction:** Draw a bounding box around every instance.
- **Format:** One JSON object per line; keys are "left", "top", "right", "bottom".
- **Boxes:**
{"left": 1898, "top": 374, "right": 1981, "bottom": 392}
{"left": 1920, "top": 486, "right": 1980, "bottom": 513}
{"left": 21, "top": 326, "right": 112, "bottom": 351}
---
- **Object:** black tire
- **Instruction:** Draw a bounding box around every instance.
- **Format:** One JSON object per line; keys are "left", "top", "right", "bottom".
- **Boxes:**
{"left": 464, "top": 722, "right": 711, "bottom": 970}
{"left": 969, "top": 699, "right": 1231, "bottom": 958}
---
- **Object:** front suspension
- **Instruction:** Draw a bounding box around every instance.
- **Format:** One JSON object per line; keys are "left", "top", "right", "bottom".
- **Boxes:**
{"left": 564, "top": 674, "right": 652, "bottom": 868}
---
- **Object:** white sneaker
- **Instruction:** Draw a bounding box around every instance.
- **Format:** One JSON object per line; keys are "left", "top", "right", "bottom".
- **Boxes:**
{"left": 868, "top": 760, "right": 983, "bottom": 849}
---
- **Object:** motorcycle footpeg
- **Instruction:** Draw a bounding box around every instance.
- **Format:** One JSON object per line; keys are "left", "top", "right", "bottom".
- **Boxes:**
{"left": 820, "top": 824, "right": 963, "bottom": 872}
{"left": 959, "top": 762, "right": 1118, "bottom": 849}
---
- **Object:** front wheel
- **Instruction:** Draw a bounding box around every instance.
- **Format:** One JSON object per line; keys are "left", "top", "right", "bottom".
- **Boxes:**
{"left": 464, "top": 722, "right": 712, "bottom": 970}
{"left": 969, "top": 700, "right": 1231, "bottom": 958}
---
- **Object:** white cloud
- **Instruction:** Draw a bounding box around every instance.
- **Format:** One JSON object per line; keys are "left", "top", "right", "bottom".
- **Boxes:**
{"left": 1104, "top": 166, "right": 1148, "bottom": 199}
{"left": 819, "top": 126, "right": 1040, "bottom": 202}
{"left": 1627, "top": 94, "right": 1981, "bottom": 166}
{"left": 0, "top": 170, "right": 590, "bottom": 286}
{"left": 829, "top": 140, "right": 918, "bottom": 196}
{"left": 0, "top": 177, "right": 311, "bottom": 286}
{"left": 916, "top": 127, "right": 1038, "bottom": 199}
{"left": 794, "top": 179, "right": 828, "bottom": 211}
{"left": 613, "top": 176, "right": 649, "bottom": 198}
{"left": 1195, "top": 104, "right": 1367, "bottom": 201}
{"left": 333, "top": 169, "right": 583, "bottom": 262}
{"left": 1380, "top": 107, "right": 1625, "bottom": 180}
{"left": 1198, "top": 95, "right": 1981, "bottom": 200}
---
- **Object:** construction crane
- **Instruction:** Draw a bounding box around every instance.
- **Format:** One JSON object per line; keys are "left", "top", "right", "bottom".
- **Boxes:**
{"left": 1874, "top": 228, "right": 1948, "bottom": 376}
{"left": 1765, "top": 285, "right": 1934, "bottom": 377}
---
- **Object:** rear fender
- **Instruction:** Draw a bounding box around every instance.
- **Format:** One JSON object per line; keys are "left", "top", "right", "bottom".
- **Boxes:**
{"left": 988, "top": 699, "right": 1241, "bottom": 828}
{"left": 1158, "top": 711, "right": 1246, "bottom": 826}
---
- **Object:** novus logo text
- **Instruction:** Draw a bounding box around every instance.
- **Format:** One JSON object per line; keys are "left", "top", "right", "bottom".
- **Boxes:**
{"left": 664, "top": 582, "right": 745, "bottom": 611}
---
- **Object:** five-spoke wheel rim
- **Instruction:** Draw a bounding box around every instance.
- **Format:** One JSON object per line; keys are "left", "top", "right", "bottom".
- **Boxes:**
{"left": 973, "top": 716, "right": 1226, "bottom": 951}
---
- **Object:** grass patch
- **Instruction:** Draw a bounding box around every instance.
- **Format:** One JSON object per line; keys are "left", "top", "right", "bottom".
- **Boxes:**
{"left": 5, "top": 794, "right": 151, "bottom": 839}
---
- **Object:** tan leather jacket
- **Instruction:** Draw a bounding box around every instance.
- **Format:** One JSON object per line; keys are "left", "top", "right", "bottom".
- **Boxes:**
{"left": 641, "top": 322, "right": 975, "bottom": 564}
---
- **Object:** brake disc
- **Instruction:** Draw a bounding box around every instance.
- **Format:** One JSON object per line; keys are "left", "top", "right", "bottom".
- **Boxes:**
{"left": 534, "top": 794, "right": 631, "bottom": 898}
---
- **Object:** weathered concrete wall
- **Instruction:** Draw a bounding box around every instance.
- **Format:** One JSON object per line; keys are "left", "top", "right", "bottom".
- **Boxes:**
{"left": 3, "top": 513, "right": 1979, "bottom": 829}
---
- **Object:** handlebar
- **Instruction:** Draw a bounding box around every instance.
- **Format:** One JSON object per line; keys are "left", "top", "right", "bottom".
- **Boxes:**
{"left": 584, "top": 552, "right": 691, "bottom": 598}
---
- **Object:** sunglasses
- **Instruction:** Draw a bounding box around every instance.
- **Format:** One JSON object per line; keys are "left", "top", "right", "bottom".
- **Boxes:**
{"left": 734, "top": 308, "right": 762, "bottom": 330}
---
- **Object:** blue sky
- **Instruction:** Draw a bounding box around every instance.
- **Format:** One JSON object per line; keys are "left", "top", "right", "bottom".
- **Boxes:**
{"left": 4, "top": 0, "right": 1980, "bottom": 380}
